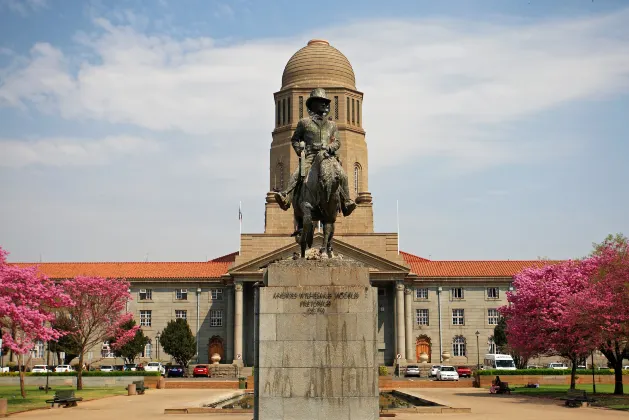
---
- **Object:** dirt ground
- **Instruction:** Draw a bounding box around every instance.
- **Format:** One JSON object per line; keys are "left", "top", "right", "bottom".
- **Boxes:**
{"left": 11, "top": 387, "right": 629, "bottom": 419}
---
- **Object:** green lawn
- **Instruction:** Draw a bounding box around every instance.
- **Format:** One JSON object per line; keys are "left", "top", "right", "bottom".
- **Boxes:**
{"left": 512, "top": 384, "right": 629, "bottom": 411}
{"left": 0, "top": 386, "right": 127, "bottom": 414}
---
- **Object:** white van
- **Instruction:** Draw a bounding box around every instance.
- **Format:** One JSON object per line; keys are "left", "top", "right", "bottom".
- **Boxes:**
{"left": 483, "top": 354, "right": 516, "bottom": 370}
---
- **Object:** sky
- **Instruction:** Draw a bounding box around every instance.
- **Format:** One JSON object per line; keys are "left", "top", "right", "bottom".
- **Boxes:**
{"left": 1, "top": 0, "right": 628, "bottom": 263}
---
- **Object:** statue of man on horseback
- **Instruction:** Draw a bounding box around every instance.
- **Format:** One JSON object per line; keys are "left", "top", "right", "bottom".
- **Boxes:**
{"left": 274, "top": 88, "right": 356, "bottom": 258}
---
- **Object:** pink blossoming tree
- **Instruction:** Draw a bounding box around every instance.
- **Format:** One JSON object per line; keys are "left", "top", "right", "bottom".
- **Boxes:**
{"left": 0, "top": 247, "right": 72, "bottom": 397}
{"left": 581, "top": 234, "right": 629, "bottom": 395}
{"left": 61, "top": 276, "right": 137, "bottom": 390}
{"left": 500, "top": 258, "right": 602, "bottom": 389}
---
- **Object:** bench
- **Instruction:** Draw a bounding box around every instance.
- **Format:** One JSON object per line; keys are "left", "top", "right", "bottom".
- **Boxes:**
{"left": 128, "top": 380, "right": 148, "bottom": 395}
{"left": 490, "top": 381, "right": 511, "bottom": 394}
{"left": 45, "top": 390, "right": 83, "bottom": 408}
{"left": 560, "top": 389, "right": 596, "bottom": 408}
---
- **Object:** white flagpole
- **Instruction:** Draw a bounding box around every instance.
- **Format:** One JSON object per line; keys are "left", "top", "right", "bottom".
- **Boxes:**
{"left": 396, "top": 199, "right": 400, "bottom": 255}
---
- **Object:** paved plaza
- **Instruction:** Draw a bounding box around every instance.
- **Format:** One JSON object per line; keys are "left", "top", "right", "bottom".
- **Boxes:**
{"left": 10, "top": 388, "right": 628, "bottom": 419}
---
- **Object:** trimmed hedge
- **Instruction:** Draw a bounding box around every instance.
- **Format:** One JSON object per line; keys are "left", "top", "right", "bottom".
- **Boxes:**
{"left": 0, "top": 371, "right": 161, "bottom": 377}
{"left": 477, "top": 368, "right": 623, "bottom": 376}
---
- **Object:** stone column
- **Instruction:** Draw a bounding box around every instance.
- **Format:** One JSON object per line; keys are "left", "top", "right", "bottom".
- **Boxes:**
{"left": 233, "top": 281, "right": 244, "bottom": 365}
{"left": 395, "top": 280, "right": 406, "bottom": 361}
{"left": 404, "top": 286, "right": 414, "bottom": 362}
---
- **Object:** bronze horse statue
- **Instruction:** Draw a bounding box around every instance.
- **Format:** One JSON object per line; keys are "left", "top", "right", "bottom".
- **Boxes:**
{"left": 292, "top": 150, "right": 342, "bottom": 258}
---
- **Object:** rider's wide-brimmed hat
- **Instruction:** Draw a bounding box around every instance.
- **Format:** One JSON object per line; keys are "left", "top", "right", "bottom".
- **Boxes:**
{"left": 305, "top": 88, "right": 331, "bottom": 109}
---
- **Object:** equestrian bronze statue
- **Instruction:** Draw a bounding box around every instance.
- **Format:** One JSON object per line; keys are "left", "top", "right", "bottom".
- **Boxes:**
{"left": 274, "top": 88, "right": 356, "bottom": 258}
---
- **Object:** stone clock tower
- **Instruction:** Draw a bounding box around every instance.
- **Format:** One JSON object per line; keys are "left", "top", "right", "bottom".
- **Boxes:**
{"left": 264, "top": 39, "right": 374, "bottom": 234}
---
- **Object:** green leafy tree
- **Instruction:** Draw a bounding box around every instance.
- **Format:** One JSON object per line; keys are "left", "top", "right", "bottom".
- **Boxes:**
{"left": 48, "top": 315, "right": 81, "bottom": 364}
{"left": 111, "top": 319, "right": 149, "bottom": 364}
{"left": 159, "top": 319, "right": 196, "bottom": 370}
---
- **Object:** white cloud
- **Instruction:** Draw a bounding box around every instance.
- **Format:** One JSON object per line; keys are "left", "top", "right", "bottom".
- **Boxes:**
{"left": 0, "top": 0, "right": 47, "bottom": 16}
{"left": 0, "top": 135, "right": 161, "bottom": 167}
{"left": 0, "top": 9, "right": 628, "bottom": 175}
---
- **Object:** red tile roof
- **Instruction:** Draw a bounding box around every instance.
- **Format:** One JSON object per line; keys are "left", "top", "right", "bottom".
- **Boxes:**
{"left": 399, "top": 251, "right": 430, "bottom": 263}
{"left": 12, "top": 261, "right": 231, "bottom": 279}
{"left": 210, "top": 252, "right": 239, "bottom": 263}
{"left": 401, "top": 255, "right": 558, "bottom": 278}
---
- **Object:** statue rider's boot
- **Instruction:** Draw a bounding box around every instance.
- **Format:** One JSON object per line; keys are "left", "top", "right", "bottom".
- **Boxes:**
{"left": 273, "top": 191, "right": 291, "bottom": 211}
{"left": 339, "top": 180, "right": 356, "bottom": 217}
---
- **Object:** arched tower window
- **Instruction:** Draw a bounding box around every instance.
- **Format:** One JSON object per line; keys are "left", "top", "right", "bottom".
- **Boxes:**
{"left": 353, "top": 163, "right": 361, "bottom": 195}
{"left": 288, "top": 97, "right": 292, "bottom": 124}
{"left": 334, "top": 96, "right": 339, "bottom": 120}
{"left": 346, "top": 99, "right": 350, "bottom": 123}
{"left": 275, "top": 162, "right": 284, "bottom": 190}
{"left": 282, "top": 98, "right": 286, "bottom": 125}
{"left": 276, "top": 101, "right": 280, "bottom": 126}
{"left": 452, "top": 335, "right": 466, "bottom": 357}
{"left": 299, "top": 96, "right": 304, "bottom": 119}
{"left": 357, "top": 100, "right": 360, "bottom": 126}
{"left": 352, "top": 98, "right": 355, "bottom": 124}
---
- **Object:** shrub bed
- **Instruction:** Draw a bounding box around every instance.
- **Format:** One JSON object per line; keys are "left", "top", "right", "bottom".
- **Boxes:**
{"left": 0, "top": 371, "right": 161, "bottom": 377}
{"left": 478, "top": 369, "right": 621, "bottom": 376}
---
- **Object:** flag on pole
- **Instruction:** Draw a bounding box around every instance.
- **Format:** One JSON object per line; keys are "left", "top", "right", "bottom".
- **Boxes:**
{"left": 238, "top": 202, "right": 242, "bottom": 222}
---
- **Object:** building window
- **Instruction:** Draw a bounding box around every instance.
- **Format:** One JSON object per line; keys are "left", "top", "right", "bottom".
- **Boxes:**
{"left": 352, "top": 98, "right": 355, "bottom": 124}
{"left": 488, "top": 337, "right": 497, "bottom": 354}
{"left": 334, "top": 96, "right": 339, "bottom": 120}
{"left": 415, "top": 309, "right": 429, "bottom": 326}
{"left": 31, "top": 341, "right": 44, "bottom": 359}
{"left": 451, "top": 288, "right": 464, "bottom": 300}
{"left": 210, "top": 310, "right": 223, "bottom": 327}
{"left": 176, "top": 289, "right": 188, "bottom": 300}
{"left": 299, "top": 96, "right": 303, "bottom": 119}
{"left": 143, "top": 341, "right": 152, "bottom": 358}
{"left": 139, "top": 289, "right": 152, "bottom": 300}
{"left": 347, "top": 99, "right": 350, "bottom": 123}
{"left": 140, "top": 310, "right": 152, "bottom": 327}
{"left": 276, "top": 101, "right": 280, "bottom": 126}
{"left": 353, "top": 163, "right": 360, "bottom": 194}
{"left": 488, "top": 309, "right": 499, "bottom": 325}
{"left": 101, "top": 341, "right": 114, "bottom": 358}
{"left": 357, "top": 100, "right": 360, "bottom": 125}
{"left": 288, "top": 97, "right": 291, "bottom": 124}
{"left": 452, "top": 335, "right": 466, "bottom": 356}
{"left": 487, "top": 287, "right": 499, "bottom": 299}
{"left": 210, "top": 289, "right": 223, "bottom": 301}
{"left": 452, "top": 309, "right": 464, "bottom": 325}
{"left": 415, "top": 288, "right": 428, "bottom": 300}
{"left": 175, "top": 310, "right": 187, "bottom": 320}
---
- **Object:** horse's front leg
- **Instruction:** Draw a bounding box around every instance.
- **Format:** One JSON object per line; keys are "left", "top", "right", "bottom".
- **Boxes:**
{"left": 326, "top": 222, "right": 335, "bottom": 258}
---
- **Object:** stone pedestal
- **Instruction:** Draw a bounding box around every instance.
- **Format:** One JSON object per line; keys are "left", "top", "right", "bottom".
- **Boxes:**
{"left": 255, "top": 259, "right": 378, "bottom": 420}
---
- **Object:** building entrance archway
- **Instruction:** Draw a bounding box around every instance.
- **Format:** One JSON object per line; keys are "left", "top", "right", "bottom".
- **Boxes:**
{"left": 208, "top": 336, "right": 225, "bottom": 363}
{"left": 416, "top": 335, "right": 431, "bottom": 363}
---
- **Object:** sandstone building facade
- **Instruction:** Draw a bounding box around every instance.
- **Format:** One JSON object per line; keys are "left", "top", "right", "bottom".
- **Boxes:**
{"left": 19, "top": 40, "right": 571, "bottom": 369}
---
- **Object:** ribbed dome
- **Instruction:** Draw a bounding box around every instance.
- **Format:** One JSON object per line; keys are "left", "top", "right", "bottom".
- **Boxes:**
{"left": 281, "top": 39, "right": 356, "bottom": 90}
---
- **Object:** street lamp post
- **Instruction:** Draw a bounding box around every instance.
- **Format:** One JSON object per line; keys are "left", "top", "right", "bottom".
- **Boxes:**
{"left": 475, "top": 331, "right": 480, "bottom": 370}
{"left": 156, "top": 332, "right": 161, "bottom": 361}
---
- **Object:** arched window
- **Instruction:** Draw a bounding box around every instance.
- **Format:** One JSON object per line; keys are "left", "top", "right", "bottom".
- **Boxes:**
{"left": 353, "top": 163, "right": 361, "bottom": 194}
{"left": 143, "top": 340, "right": 152, "bottom": 358}
{"left": 357, "top": 100, "right": 360, "bottom": 126}
{"left": 276, "top": 162, "right": 284, "bottom": 190}
{"left": 299, "top": 96, "right": 304, "bottom": 119}
{"left": 452, "top": 335, "right": 466, "bottom": 357}
{"left": 488, "top": 337, "right": 496, "bottom": 355}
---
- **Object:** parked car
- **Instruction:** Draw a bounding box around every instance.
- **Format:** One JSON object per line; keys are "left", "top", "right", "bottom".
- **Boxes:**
{"left": 99, "top": 365, "right": 114, "bottom": 372}
{"left": 31, "top": 365, "right": 51, "bottom": 373}
{"left": 193, "top": 365, "right": 210, "bottom": 378}
{"left": 456, "top": 366, "right": 472, "bottom": 378}
{"left": 547, "top": 362, "right": 569, "bottom": 370}
{"left": 623, "top": 366, "right": 629, "bottom": 371}
{"left": 404, "top": 365, "right": 420, "bottom": 377}
{"left": 124, "top": 363, "right": 138, "bottom": 371}
{"left": 144, "top": 362, "right": 166, "bottom": 375}
{"left": 430, "top": 365, "right": 442, "bottom": 377}
{"left": 576, "top": 365, "right": 587, "bottom": 370}
{"left": 55, "top": 365, "right": 74, "bottom": 373}
{"left": 167, "top": 365, "right": 185, "bottom": 378}
{"left": 526, "top": 365, "right": 541, "bottom": 369}
{"left": 436, "top": 366, "right": 459, "bottom": 381}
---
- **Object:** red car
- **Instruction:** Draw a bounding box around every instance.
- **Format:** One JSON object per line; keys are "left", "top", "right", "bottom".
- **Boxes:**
{"left": 456, "top": 366, "right": 472, "bottom": 378}
{"left": 193, "top": 365, "right": 210, "bottom": 378}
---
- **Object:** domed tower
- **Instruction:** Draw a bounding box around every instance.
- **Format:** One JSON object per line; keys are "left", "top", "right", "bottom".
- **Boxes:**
{"left": 265, "top": 39, "right": 374, "bottom": 234}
